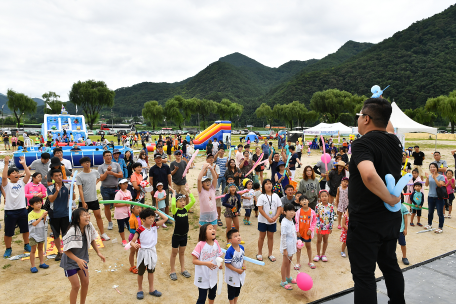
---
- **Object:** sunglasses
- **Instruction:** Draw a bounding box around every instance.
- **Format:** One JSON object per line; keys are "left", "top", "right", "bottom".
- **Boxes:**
{"left": 356, "top": 112, "right": 373, "bottom": 120}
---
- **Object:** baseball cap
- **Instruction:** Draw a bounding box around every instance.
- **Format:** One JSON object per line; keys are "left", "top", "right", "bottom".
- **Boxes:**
{"left": 154, "top": 154, "right": 162, "bottom": 159}
{"left": 201, "top": 176, "right": 212, "bottom": 182}
{"left": 174, "top": 150, "right": 182, "bottom": 155}
{"left": 156, "top": 182, "right": 164, "bottom": 186}
{"left": 118, "top": 178, "right": 128, "bottom": 184}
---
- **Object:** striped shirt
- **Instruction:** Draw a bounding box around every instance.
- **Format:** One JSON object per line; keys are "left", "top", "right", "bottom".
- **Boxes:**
{"left": 216, "top": 157, "right": 227, "bottom": 176}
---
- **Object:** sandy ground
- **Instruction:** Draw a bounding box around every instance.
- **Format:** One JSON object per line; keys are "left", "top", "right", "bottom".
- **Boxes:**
{"left": 1, "top": 142, "right": 456, "bottom": 303}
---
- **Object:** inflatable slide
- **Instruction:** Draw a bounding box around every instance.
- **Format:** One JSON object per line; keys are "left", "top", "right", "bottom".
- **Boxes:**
{"left": 193, "top": 120, "right": 231, "bottom": 150}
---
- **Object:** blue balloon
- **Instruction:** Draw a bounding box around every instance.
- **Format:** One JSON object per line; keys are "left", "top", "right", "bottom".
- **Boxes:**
{"left": 384, "top": 173, "right": 412, "bottom": 212}
{"left": 69, "top": 170, "right": 78, "bottom": 222}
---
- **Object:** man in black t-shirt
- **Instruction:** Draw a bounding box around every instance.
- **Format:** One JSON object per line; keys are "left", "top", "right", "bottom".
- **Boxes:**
{"left": 411, "top": 145, "right": 425, "bottom": 179}
{"left": 347, "top": 98, "right": 405, "bottom": 304}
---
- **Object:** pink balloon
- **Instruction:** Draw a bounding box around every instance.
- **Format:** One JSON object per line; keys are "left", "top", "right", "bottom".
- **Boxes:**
{"left": 296, "top": 272, "right": 313, "bottom": 291}
{"left": 296, "top": 240, "right": 304, "bottom": 249}
{"left": 320, "top": 153, "right": 331, "bottom": 164}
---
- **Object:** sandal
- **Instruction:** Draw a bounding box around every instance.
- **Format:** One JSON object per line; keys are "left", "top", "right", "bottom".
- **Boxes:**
{"left": 169, "top": 272, "right": 178, "bottom": 281}
{"left": 280, "top": 282, "right": 293, "bottom": 290}
{"left": 308, "top": 263, "right": 316, "bottom": 269}
{"left": 181, "top": 270, "right": 191, "bottom": 278}
{"left": 417, "top": 223, "right": 423, "bottom": 227}
{"left": 287, "top": 277, "right": 297, "bottom": 284}
{"left": 256, "top": 254, "right": 263, "bottom": 261}
{"left": 293, "top": 264, "right": 301, "bottom": 270}
{"left": 313, "top": 255, "right": 320, "bottom": 262}
{"left": 337, "top": 225, "right": 342, "bottom": 229}
{"left": 410, "top": 222, "right": 415, "bottom": 226}
{"left": 217, "top": 219, "right": 223, "bottom": 226}
{"left": 321, "top": 255, "right": 328, "bottom": 262}
{"left": 129, "top": 266, "right": 138, "bottom": 274}
{"left": 149, "top": 290, "right": 162, "bottom": 297}
{"left": 435, "top": 229, "right": 443, "bottom": 234}
{"left": 268, "top": 255, "right": 276, "bottom": 262}
{"left": 424, "top": 225, "right": 432, "bottom": 229}
{"left": 449, "top": 214, "right": 452, "bottom": 219}
{"left": 137, "top": 291, "right": 144, "bottom": 300}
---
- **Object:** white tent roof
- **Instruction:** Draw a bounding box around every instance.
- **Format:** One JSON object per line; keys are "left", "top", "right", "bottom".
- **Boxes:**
{"left": 304, "top": 122, "right": 352, "bottom": 135}
{"left": 390, "top": 102, "right": 437, "bottom": 135}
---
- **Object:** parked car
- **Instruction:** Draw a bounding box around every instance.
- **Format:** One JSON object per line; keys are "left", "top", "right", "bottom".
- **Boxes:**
{"left": 87, "top": 130, "right": 94, "bottom": 136}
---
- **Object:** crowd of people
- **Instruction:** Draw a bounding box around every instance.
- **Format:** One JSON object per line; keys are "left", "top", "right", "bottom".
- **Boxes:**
{"left": 0, "top": 104, "right": 453, "bottom": 303}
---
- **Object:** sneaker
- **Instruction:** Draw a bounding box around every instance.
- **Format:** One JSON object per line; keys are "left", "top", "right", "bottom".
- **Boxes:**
{"left": 55, "top": 252, "right": 62, "bottom": 261}
{"left": 122, "top": 240, "right": 128, "bottom": 246}
{"left": 165, "top": 220, "right": 173, "bottom": 225}
{"left": 3, "top": 248, "right": 12, "bottom": 258}
{"left": 402, "top": 257, "right": 410, "bottom": 265}
{"left": 101, "top": 233, "right": 110, "bottom": 241}
{"left": 341, "top": 252, "right": 346, "bottom": 258}
{"left": 24, "top": 244, "right": 32, "bottom": 252}
{"left": 162, "top": 223, "right": 167, "bottom": 228}
{"left": 108, "top": 222, "right": 113, "bottom": 230}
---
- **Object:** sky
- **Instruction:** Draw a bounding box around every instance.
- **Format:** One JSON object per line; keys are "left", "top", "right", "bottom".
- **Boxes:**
{"left": 0, "top": 0, "right": 454, "bottom": 100}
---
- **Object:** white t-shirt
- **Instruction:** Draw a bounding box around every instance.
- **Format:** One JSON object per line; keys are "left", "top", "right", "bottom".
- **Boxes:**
{"left": 192, "top": 240, "right": 223, "bottom": 289}
{"left": 212, "top": 141, "right": 219, "bottom": 152}
{"left": 225, "top": 245, "right": 246, "bottom": 287}
{"left": 257, "top": 193, "right": 282, "bottom": 224}
{"left": 296, "top": 144, "right": 302, "bottom": 153}
{"left": 242, "top": 189, "right": 254, "bottom": 208}
{"left": 4, "top": 180, "right": 26, "bottom": 210}
{"left": 201, "top": 163, "right": 220, "bottom": 180}
{"left": 60, "top": 158, "right": 72, "bottom": 170}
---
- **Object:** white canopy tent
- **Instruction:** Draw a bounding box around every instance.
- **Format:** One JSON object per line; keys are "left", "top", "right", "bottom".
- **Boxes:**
{"left": 390, "top": 102, "right": 437, "bottom": 134}
{"left": 303, "top": 122, "right": 352, "bottom": 135}
{"left": 390, "top": 102, "right": 438, "bottom": 150}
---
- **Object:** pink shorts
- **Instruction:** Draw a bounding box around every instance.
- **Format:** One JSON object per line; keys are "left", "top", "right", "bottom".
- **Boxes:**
{"left": 318, "top": 230, "right": 330, "bottom": 235}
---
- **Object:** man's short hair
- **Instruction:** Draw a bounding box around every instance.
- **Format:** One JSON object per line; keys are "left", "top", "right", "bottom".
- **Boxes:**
{"left": 414, "top": 145, "right": 419, "bottom": 148}
{"left": 103, "top": 150, "right": 112, "bottom": 156}
{"left": 362, "top": 98, "right": 392, "bottom": 128}
{"left": 79, "top": 157, "right": 91, "bottom": 165}
{"left": 53, "top": 147, "right": 63, "bottom": 154}
{"left": 434, "top": 151, "right": 440, "bottom": 155}
{"left": 51, "top": 169, "right": 62, "bottom": 177}
{"left": 41, "top": 153, "right": 51, "bottom": 160}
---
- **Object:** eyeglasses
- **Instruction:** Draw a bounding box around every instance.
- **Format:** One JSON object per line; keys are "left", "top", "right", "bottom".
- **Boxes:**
{"left": 356, "top": 112, "right": 373, "bottom": 119}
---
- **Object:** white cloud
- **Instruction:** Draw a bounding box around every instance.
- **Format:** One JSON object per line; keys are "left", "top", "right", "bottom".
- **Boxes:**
{"left": 0, "top": 0, "right": 453, "bottom": 99}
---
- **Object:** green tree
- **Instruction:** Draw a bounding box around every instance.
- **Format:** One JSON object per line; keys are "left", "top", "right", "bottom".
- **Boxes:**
{"left": 404, "top": 107, "right": 437, "bottom": 127}
{"left": 181, "top": 97, "right": 198, "bottom": 126}
{"left": 142, "top": 100, "right": 164, "bottom": 130}
{"left": 42, "top": 91, "right": 63, "bottom": 114}
{"left": 68, "top": 80, "right": 115, "bottom": 129}
{"left": 6, "top": 89, "right": 37, "bottom": 127}
{"left": 164, "top": 97, "right": 184, "bottom": 129}
{"left": 310, "top": 89, "right": 365, "bottom": 122}
{"left": 293, "top": 102, "right": 319, "bottom": 128}
{"left": 196, "top": 99, "right": 217, "bottom": 129}
{"left": 425, "top": 90, "right": 456, "bottom": 132}
{"left": 255, "top": 103, "right": 274, "bottom": 130}
{"left": 227, "top": 103, "right": 243, "bottom": 122}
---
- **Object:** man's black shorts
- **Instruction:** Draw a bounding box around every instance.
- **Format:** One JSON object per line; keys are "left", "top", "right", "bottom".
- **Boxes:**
{"left": 79, "top": 200, "right": 100, "bottom": 211}
{"left": 50, "top": 217, "right": 70, "bottom": 238}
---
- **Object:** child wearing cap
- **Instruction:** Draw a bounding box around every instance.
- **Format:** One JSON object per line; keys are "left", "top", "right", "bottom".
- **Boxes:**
{"left": 169, "top": 186, "right": 196, "bottom": 281}
{"left": 154, "top": 183, "right": 167, "bottom": 228}
{"left": 114, "top": 179, "right": 132, "bottom": 246}
{"left": 197, "top": 163, "right": 219, "bottom": 230}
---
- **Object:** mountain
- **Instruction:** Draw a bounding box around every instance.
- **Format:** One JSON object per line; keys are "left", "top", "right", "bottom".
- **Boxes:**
{"left": 111, "top": 42, "right": 372, "bottom": 117}
{"left": 263, "top": 5, "right": 456, "bottom": 109}
{"left": 0, "top": 94, "right": 45, "bottom": 114}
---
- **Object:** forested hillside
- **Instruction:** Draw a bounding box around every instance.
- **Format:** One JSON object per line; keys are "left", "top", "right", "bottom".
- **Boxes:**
{"left": 264, "top": 5, "right": 456, "bottom": 109}
{"left": 110, "top": 41, "right": 372, "bottom": 117}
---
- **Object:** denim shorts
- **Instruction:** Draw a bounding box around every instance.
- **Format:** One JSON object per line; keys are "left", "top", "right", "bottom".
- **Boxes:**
{"left": 297, "top": 236, "right": 312, "bottom": 243}
{"left": 100, "top": 186, "right": 117, "bottom": 204}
